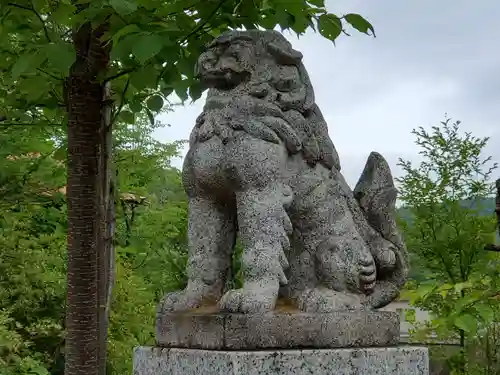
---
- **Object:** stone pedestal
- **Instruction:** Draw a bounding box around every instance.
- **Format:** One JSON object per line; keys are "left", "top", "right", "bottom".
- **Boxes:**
{"left": 133, "top": 346, "right": 429, "bottom": 375}
{"left": 155, "top": 310, "right": 400, "bottom": 350}
{"left": 145, "top": 309, "right": 428, "bottom": 374}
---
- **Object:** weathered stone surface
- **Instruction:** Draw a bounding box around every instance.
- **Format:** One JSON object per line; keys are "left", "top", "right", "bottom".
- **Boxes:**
{"left": 157, "top": 29, "right": 408, "bottom": 319}
{"left": 133, "top": 346, "right": 429, "bottom": 375}
{"left": 158, "top": 28, "right": 409, "bottom": 319}
{"left": 156, "top": 309, "right": 399, "bottom": 350}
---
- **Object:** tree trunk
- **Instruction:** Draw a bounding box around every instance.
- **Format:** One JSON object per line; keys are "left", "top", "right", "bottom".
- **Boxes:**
{"left": 97, "top": 82, "right": 114, "bottom": 375}
{"left": 65, "top": 20, "right": 110, "bottom": 375}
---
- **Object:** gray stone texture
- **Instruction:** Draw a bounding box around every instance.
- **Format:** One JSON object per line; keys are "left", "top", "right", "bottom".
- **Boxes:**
{"left": 133, "top": 346, "right": 429, "bottom": 375}
{"left": 156, "top": 310, "right": 399, "bottom": 350}
{"left": 158, "top": 29, "right": 409, "bottom": 318}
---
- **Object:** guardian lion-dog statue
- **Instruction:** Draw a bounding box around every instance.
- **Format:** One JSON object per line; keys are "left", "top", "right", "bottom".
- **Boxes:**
{"left": 158, "top": 30, "right": 408, "bottom": 315}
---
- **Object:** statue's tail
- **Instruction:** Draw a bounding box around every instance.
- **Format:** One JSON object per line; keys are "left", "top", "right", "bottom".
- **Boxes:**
{"left": 353, "top": 152, "right": 409, "bottom": 308}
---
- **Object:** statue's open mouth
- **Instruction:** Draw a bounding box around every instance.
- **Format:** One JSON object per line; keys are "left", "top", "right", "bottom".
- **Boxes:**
{"left": 202, "top": 68, "right": 251, "bottom": 89}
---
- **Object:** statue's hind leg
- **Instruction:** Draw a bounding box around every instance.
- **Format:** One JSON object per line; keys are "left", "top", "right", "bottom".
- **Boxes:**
{"left": 287, "top": 175, "right": 377, "bottom": 312}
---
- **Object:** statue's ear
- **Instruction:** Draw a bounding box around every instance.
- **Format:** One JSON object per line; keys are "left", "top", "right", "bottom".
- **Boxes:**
{"left": 266, "top": 42, "right": 303, "bottom": 66}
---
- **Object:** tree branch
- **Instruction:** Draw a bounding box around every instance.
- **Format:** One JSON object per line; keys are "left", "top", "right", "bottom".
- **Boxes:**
{"left": 7, "top": 2, "right": 52, "bottom": 42}
{"left": 103, "top": 68, "right": 135, "bottom": 83}
{"left": 37, "top": 68, "right": 63, "bottom": 81}
{"left": 484, "top": 244, "right": 500, "bottom": 252}
{"left": 105, "top": 0, "right": 227, "bottom": 85}
{"left": 110, "top": 78, "right": 130, "bottom": 125}
{"left": 182, "top": 0, "right": 227, "bottom": 42}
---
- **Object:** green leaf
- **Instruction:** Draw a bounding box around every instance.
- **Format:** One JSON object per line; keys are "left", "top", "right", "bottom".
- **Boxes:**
{"left": 437, "top": 283, "right": 453, "bottom": 297}
{"left": 259, "top": 14, "right": 278, "bottom": 30}
{"left": 275, "top": 9, "right": 294, "bottom": 30}
{"left": 44, "top": 43, "right": 76, "bottom": 75}
{"left": 111, "top": 33, "right": 137, "bottom": 60}
{"left": 129, "top": 101, "right": 143, "bottom": 113}
{"left": 412, "top": 283, "right": 437, "bottom": 303}
{"left": 130, "top": 66, "right": 158, "bottom": 91}
{"left": 475, "top": 304, "right": 495, "bottom": 324}
{"left": 293, "top": 15, "right": 310, "bottom": 34}
{"left": 50, "top": 3, "right": 77, "bottom": 24}
{"left": 19, "top": 76, "right": 49, "bottom": 102}
{"left": 188, "top": 81, "right": 204, "bottom": 102}
{"left": 132, "top": 34, "right": 164, "bottom": 64}
{"left": 10, "top": 52, "right": 45, "bottom": 79}
{"left": 454, "top": 294, "right": 481, "bottom": 314}
{"left": 32, "top": 0, "right": 46, "bottom": 13}
{"left": 481, "top": 276, "right": 492, "bottom": 286}
{"left": 344, "top": 13, "right": 375, "bottom": 37}
{"left": 454, "top": 314, "right": 477, "bottom": 334}
{"left": 112, "top": 24, "right": 142, "bottom": 44}
{"left": 261, "top": 0, "right": 272, "bottom": 11}
{"left": 53, "top": 146, "right": 67, "bottom": 161}
{"left": 109, "top": 0, "right": 138, "bottom": 16}
{"left": 161, "top": 86, "right": 173, "bottom": 97}
{"left": 454, "top": 281, "right": 472, "bottom": 294}
{"left": 146, "top": 95, "right": 164, "bottom": 112}
{"left": 405, "top": 309, "right": 416, "bottom": 324}
{"left": 174, "top": 81, "right": 189, "bottom": 102}
{"left": 318, "top": 14, "right": 343, "bottom": 42}
{"left": 119, "top": 110, "right": 135, "bottom": 124}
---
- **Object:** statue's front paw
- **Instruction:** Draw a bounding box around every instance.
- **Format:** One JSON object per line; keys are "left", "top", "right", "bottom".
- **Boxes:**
{"left": 158, "top": 291, "right": 198, "bottom": 313}
{"left": 377, "top": 247, "right": 397, "bottom": 271}
{"left": 219, "top": 282, "right": 278, "bottom": 313}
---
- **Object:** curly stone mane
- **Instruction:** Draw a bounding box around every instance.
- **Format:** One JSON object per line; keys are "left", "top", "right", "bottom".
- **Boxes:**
{"left": 194, "top": 29, "right": 340, "bottom": 171}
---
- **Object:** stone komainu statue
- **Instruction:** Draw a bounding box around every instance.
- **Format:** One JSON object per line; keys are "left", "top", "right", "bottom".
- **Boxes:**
{"left": 159, "top": 30, "right": 409, "bottom": 315}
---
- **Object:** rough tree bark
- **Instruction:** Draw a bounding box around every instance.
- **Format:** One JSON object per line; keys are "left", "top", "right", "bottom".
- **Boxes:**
{"left": 65, "top": 19, "right": 111, "bottom": 375}
{"left": 97, "top": 82, "right": 114, "bottom": 375}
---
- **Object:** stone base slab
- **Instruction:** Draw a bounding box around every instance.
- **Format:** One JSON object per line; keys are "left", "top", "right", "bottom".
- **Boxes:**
{"left": 133, "top": 346, "right": 429, "bottom": 375}
{"left": 156, "top": 310, "right": 399, "bottom": 350}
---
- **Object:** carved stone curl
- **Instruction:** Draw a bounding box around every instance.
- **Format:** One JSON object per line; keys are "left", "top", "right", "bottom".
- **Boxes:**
{"left": 157, "top": 30, "right": 409, "bottom": 320}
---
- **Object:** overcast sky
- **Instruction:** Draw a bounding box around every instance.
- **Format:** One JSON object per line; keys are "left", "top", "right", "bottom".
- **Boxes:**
{"left": 154, "top": 0, "right": 500, "bottom": 187}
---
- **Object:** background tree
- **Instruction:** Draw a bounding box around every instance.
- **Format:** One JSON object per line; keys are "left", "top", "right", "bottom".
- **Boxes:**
{"left": 0, "top": 1, "right": 376, "bottom": 373}
{"left": 397, "top": 117, "right": 499, "bottom": 374}
{"left": 0, "top": 113, "right": 189, "bottom": 374}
